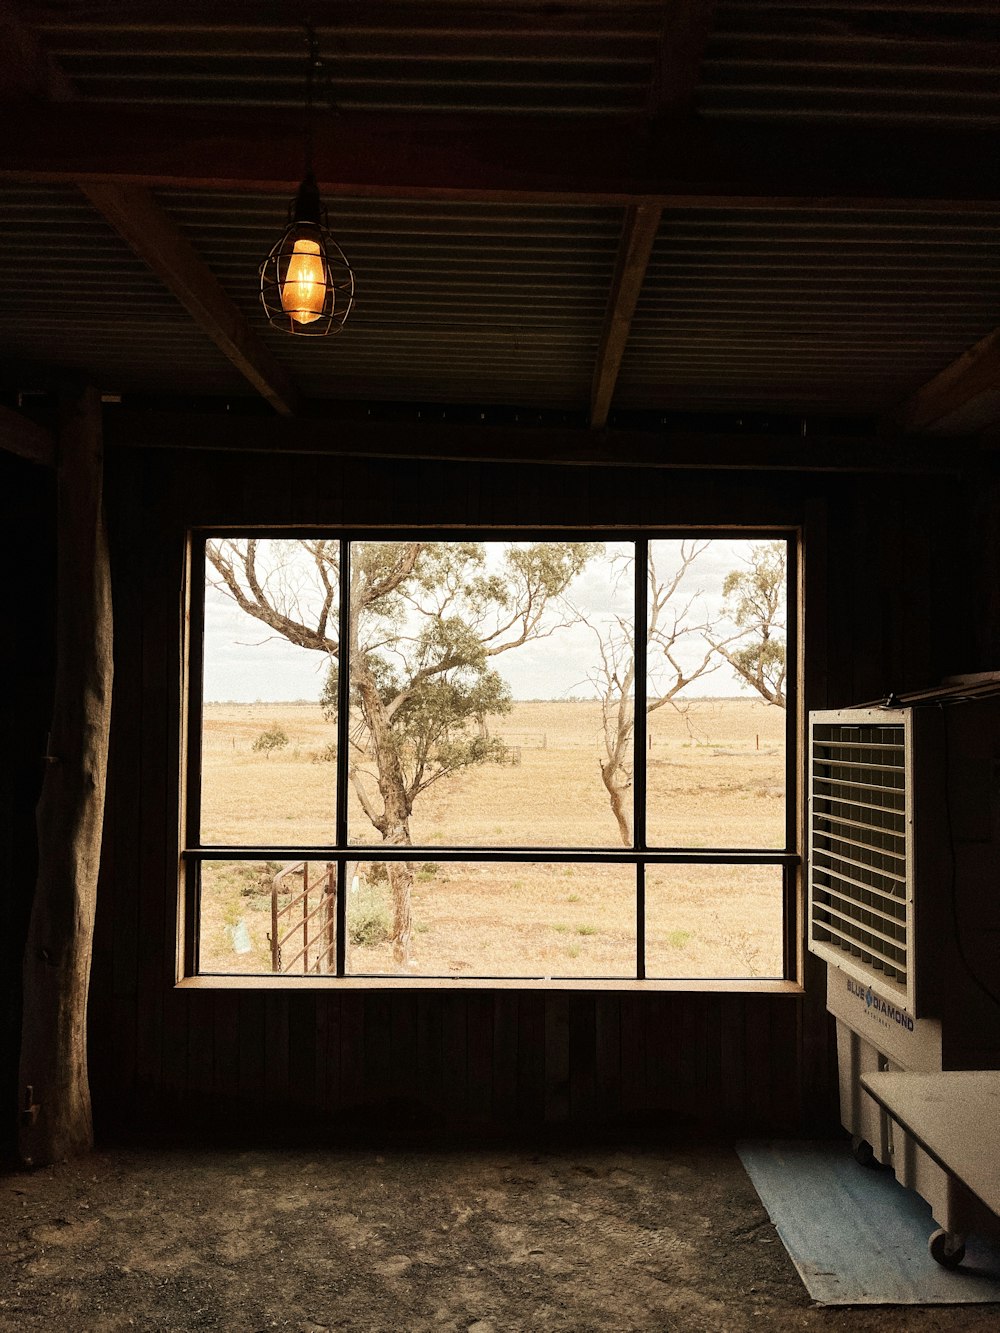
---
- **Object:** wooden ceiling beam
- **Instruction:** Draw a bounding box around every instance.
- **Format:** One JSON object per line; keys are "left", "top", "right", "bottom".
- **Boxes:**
{"left": 101, "top": 410, "right": 972, "bottom": 476}
{"left": 2, "top": 103, "right": 998, "bottom": 210}
{"left": 81, "top": 183, "right": 299, "bottom": 417}
{"left": 587, "top": 3, "right": 717, "bottom": 429}
{"left": 895, "top": 327, "right": 1000, "bottom": 436}
{"left": 590, "top": 205, "right": 662, "bottom": 429}
{"left": 0, "top": 403, "right": 55, "bottom": 465}
{"left": 0, "top": 6, "right": 300, "bottom": 416}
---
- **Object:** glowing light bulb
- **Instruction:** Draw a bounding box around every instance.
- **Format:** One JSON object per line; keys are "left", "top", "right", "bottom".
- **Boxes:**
{"left": 281, "top": 238, "right": 325, "bottom": 323}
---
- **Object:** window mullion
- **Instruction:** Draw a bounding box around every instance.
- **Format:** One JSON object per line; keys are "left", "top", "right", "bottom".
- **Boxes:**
{"left": 633, "top": 537, "right": 649, "bottom": 851}
{"left": 634, "top": 537, "right": 649, "bottom": 980}
{"left": 335, "top": 537, "right": 351, "bottom": 976}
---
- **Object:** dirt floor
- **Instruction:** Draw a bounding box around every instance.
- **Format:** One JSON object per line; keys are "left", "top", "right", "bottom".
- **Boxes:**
{"left": 2, "top": 1137, "right": 998, "bottom": 1332}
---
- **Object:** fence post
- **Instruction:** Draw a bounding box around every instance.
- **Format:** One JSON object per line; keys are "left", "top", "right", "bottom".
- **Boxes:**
{"left": 324, "top": 861, "right": 335, "bottom": 974}
{"left": 271, "top": 871, "right": 279, "bottom": 972}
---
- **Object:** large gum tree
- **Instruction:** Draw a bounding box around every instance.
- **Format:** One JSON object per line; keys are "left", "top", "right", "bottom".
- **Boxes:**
{"left": 206, "top": 538, "right": 598, "bottom": 963}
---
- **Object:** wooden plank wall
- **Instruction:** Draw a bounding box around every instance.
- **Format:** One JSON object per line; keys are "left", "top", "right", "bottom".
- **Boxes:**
{"left": 74, "top": 443, "right": 976, "bottom": 1142}
{"left": 0, "top": 454, "right": 56, "bottom": 1159}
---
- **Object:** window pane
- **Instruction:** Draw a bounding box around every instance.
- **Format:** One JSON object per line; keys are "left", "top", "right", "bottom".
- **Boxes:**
{"left": 345, "top": 861, "right": 635, "bottom": 978}
{"left": 198, "top": 858, "right": 337, "bottom": 976}
{"left": 645, "top": 864, "right": 785, "bottom": 979}
{"left": 200, "top": 538, "right": 338, "bottom": 844}
{"left": 646, "top": 539, "right": 788, "bottom": 849}
{"left": 346, "top": 540, "right": 634, "bottom": 848}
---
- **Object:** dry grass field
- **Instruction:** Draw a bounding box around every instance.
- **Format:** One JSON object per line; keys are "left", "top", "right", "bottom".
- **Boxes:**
{"left": 198, "top": 697, "right": 787, "bottom": 980}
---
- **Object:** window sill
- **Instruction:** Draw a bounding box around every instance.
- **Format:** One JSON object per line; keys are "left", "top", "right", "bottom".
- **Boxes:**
{"left": 176, "top": 974, "right": 804, "bottom": 995}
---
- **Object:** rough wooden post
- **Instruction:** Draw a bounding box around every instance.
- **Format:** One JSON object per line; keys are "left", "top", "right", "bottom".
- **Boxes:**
{"left": 18, "top": 384, "right": 112, "bottom": 1165}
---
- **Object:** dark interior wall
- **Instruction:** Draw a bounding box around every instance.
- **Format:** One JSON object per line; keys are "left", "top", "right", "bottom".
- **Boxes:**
{"left": 0, "top": 453, "right": 55, "bottom": 1160}
{"left": 76, "top": 441, "right": 975, "bottom": 1144}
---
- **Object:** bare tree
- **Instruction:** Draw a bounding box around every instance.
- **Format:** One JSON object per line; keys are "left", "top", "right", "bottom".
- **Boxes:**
{"left": 591, "top": 542, "right": 722, "bottom": 846}
{"left": 207, "top": 539, "right": 598, "bottom": 963}
{"left": 709, "top": 541, "right": 787, "bottom": 708}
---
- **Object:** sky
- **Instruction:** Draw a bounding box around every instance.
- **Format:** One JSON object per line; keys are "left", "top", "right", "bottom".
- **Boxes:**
{"left": 202, "top": 538, "right": 784, "bottom": 704}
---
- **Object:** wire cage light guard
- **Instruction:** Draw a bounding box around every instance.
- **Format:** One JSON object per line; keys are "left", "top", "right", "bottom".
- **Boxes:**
{"left": 260, "top": 214, "right": 354, "bottom": 336}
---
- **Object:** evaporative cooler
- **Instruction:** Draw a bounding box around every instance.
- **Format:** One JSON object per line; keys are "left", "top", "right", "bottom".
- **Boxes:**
{"left": 808, "top": 683, "right": 1000, "bottom": 1243}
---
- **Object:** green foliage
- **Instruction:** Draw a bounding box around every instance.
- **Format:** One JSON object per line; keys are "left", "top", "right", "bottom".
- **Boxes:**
{"left": 720, "top": 541, "right": 788, "bottom": 707}
{"left": 348, "top": 881, "right": 391, "bottom": 947}
{"left": 320, "top": 540, "right": 601, "bottom": 825}
{"left": 252, "top": 727, "right": 289, "bottom": 756}
{"left": 667, "top": 929, "right": 692, "bottom": 949}
{"left": 576, "top": 924, "right": 599, "bottom": 936}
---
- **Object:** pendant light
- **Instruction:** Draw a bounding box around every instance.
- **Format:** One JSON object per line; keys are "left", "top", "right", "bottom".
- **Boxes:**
{"left": 260, "top": 24, "right": 354, "bottom": 336}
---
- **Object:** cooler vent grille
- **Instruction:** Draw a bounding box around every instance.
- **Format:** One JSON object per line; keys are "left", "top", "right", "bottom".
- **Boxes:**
{"left": 810, "top": 722, "right": 908, "bottom": 988}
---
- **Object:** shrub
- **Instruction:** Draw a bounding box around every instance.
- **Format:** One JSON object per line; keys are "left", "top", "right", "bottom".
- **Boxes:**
{"left": 252, "top": 727, "right": 289, "bottom": 757}
{"left": 348, "top": 881, "right": 391, "bottom": 947}
{"left": 243, "top": 860, "right": 282, "bottom": 898}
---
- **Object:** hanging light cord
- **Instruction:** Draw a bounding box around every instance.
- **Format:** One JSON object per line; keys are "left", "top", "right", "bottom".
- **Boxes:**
{"left": 303, "top": 20, "right": 322, "bottom": 180}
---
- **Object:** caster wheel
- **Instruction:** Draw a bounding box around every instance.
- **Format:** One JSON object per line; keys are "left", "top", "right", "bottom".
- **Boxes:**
{"left": 928, "top": 1227, "right": 966, "bottom": 1269}
{"left": 851, "top": 1135, "right": 880, "bottom": 1169}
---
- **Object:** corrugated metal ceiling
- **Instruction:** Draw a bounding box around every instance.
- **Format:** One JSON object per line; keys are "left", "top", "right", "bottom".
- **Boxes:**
{"left": 617, "top": 207, "right": 1000, "bottom": 413}
{"left": 704, "top": 2, "right": 1000, "bottom": 125}
{"left": 160, "top": 192, "right": 622, "bottom": 406}
{"left": 3, "top": 2, "right": 999, "bottom": 419}
{"left": 34, "top": 4, "right": 662, "bottom": 116}
{"left": 0, "top": 183, "right": 248, "bottom": 396}
{"left": 33, "top": 1, "right": 1000, "bottom": 125}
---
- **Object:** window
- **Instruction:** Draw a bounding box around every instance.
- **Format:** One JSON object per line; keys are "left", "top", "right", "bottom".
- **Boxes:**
{"left": 185, "top": 533, "right": 797, "bottom": 983}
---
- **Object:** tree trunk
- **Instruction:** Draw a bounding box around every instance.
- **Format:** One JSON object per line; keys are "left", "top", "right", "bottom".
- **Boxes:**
{"left": 354, "top": 670, "right": 414, "bottom": 964}
{"left": 385, "top": 830, "right": 414, "bottom": 966}
{"left": 18, "top": 384, "right": 112, "bottom": 1166}
{"left": 600, "top": 762, "right": 633, "bottom": 847}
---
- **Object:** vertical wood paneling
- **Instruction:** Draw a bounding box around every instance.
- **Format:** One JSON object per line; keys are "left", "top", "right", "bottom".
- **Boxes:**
{"left": 338, "top": 993, "right": 365, "bottom": 1113}
{"left": 186, "top": 994, "right": 214, "bottom": 1107}
{"left": 238, "top": 990, "right": 266, "bottom": 1115}
{"left": 467, "top": 993, "right": 494, "bottom": 1123}
{"left": 136, "top": 484, "right": 178, "bottom": 1116}
{"left": 619, "top": 992, "right": 646, "bottom": 1116}
{"left": 492, "top": 992, "right": 519, "bottom": 1123}
{"left": 643, "top": 993, "right": 670, "bottom": 1109}
{"left": 516, "top": 993, "right": 545, "bottom": 1123}
{"left": 77, "top": 444, "right": 990, "bottom": 1144}
{"left": 719, "top": 995, "right": 747, "bottom": 1125}
{"left": 158, "top": 988, "right": 189, "bottom": 1121}
{"left": 363, "top": 991, "right": 392, "bottom": 1107}
{"left": 106, "top": 458, "right": 145, "bottom": 1119}
{"left": 389, "top": 992, "right": 419, "bottom": 1110}
{"left": 543, "top": 993, "right": 571, "bottom": 1122}
{"left": 441, "top": 991, "right": 469, "bottom": 1121}
{"left": 745, "top": 998, "right": 773, "bottom": 1131}
{"left": 263, "top": 992, "right": 289, "bottom": 1110}
{"left": 415, "top": 990, "right": 444, "bottom": 1115}
{"left": 568, "top": 993, "right": 597, "bottom": 1123}
{"left": 213, "top": 990, "right": 240, "bottom": 1109}
{"left": 594, "top": 994, "right": 621, "bottom": 1120}
{"left": 288, "top": 993, "right": 317, "bottom": 1110}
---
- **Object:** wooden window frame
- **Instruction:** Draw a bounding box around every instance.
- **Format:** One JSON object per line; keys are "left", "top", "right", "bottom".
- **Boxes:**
{"left": 179, "top": 526, "right": 802, "bottom": 991}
